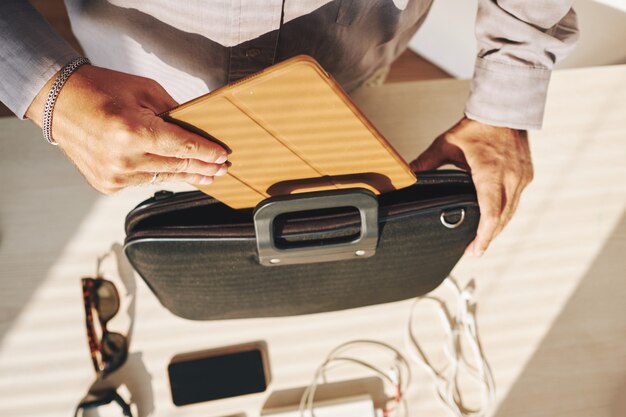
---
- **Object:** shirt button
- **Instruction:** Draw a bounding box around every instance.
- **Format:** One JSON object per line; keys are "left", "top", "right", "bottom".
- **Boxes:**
{"left": 245, "top": 48, "right": 261, "bottom": 58}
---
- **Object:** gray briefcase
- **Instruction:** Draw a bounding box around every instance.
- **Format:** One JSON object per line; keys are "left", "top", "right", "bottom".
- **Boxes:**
{"left": 124, "top": 170, "right": 478, "bottom": 320}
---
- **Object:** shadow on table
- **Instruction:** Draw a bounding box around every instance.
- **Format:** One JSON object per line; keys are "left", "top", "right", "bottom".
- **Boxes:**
{"left": 0, "top": 121, "right": 100, "bottom": 347}
{"left": 493, "top": 209, "right": 626, "bottom": 417}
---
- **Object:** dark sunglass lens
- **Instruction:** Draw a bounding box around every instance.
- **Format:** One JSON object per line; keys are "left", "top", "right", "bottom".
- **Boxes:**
{"left": 95, "top": 280, "right": 120, "bottom": 322}
{"left": 101, "top": 332, "right": 128, "bottom": 374}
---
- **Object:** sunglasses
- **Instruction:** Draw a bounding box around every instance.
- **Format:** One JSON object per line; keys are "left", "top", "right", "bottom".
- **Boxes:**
{"left": 75, "top": 256, "right": 133, "bottom": 417}
{"left": 82, "top": 277, "right": 129, "bottom": 377}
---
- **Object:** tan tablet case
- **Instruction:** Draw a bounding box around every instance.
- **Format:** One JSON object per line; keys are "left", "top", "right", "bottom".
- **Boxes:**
{"left": 163, "top": 55, "right": 416, "bottom": 209}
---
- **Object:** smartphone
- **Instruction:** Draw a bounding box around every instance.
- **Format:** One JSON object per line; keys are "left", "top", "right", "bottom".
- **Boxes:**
{"left": 168, "top": 341, "right": 270, "bottom": 406}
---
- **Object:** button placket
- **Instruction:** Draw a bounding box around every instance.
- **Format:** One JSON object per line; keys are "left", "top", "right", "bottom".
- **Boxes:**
{"left": 227, "top": 1, "right": 284, "bottom": 83}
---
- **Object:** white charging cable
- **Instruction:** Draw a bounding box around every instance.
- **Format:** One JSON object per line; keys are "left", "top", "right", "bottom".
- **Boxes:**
{"left": 404, "top": 276, "right": 495, "bottom": 417}
{"left": 299, "top": 340, "right": 412, "bottom": 417}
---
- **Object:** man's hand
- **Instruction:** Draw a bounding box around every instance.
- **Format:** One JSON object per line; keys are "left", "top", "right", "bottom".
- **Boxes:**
{"left": 410, "top": 117, "right": 533, "bottom": 257}
{"left": 26, "top": 65, "right": 228, "bottom": 194}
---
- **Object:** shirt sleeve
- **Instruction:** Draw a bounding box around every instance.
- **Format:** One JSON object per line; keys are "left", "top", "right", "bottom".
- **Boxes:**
{"left": 465, "top": 0, "right": 579, "bottom": 130}
{"left": 0, "top": 0, "right": 80, "bottom": 119}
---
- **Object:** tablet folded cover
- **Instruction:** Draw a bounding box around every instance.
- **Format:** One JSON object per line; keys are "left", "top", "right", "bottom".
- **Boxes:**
{"left": 163, "top": 56, "right": 416, "bottom": 209}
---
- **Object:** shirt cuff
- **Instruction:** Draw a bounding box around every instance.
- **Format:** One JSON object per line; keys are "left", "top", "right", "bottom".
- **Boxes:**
{"left": 14, "top": 50, "right": 81, "bottom": 120}
{"left": 464, "top": 57, "right": 551, "bottom": 130}
{"left": 0, "top": 0, "right": 81, "bottom": 119}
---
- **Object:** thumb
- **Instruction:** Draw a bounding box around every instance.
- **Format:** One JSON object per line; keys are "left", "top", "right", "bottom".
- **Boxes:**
{"left": 410, "top": 137, "right": 447, "bottom": 172}
{"left": 144, "top": 80, "right": 179, "bottom": 114}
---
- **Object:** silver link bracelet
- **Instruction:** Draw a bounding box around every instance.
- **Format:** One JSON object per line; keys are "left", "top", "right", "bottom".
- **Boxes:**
{"left": 42, "top": 56, "right": 91, "bottom": 145}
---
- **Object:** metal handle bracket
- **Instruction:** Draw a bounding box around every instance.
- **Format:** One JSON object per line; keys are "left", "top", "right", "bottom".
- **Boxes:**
{"left": 253, "top": 188, "right": 379, "bottom": 266}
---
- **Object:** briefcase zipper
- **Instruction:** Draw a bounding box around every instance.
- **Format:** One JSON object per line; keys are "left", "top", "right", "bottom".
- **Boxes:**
{"left": 125, "top": 195, "right": 477, "bottom": 242}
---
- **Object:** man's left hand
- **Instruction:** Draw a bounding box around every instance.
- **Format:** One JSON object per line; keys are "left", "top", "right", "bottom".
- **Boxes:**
{"left": 410, "top": 117, "right": 533, "bottom": 257}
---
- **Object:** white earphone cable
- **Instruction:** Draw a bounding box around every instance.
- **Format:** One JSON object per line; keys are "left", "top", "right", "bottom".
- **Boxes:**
{"left": 404, "top": 276, "right": 495, "bottom": 417}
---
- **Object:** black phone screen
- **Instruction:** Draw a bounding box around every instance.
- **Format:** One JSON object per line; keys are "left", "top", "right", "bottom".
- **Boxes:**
{"left": 168, "top": 348, "right": 268, "bottom": 406}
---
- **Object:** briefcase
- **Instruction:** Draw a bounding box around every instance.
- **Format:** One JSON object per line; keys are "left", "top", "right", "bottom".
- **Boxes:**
{"left": 123, "top": 170, "right": 478, "bottom": 320}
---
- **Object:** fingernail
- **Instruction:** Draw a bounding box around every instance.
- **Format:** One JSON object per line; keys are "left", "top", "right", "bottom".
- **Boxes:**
{"left": 215, "top": 154, "right": 228, "bottom": 164}
{"left": 473, "top": 246, "right": 485, "bottom": 257}
{"left": 199, "top": 176, "right": 213, "bottom": 185}
{"left": 214, "top": 165, "right": 228, "bottom": 176}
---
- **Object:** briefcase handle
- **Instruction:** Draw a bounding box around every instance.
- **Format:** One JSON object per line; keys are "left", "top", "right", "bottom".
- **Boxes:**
{"left": 253, "top": 188, "right": 379, "bottom": 266}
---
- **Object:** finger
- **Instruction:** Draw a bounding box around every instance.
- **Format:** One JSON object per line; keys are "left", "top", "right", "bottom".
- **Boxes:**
{"left": 493, "top": 176, "right": 523, "bottom": 237}
{"left": 131, "top": 172, "right": 215, "bottom": 186}
{"left": 136, "top": 154, "right": 228, "bottom": 177}
{"left": 147, "top": 118, "right": 229, "bottom": 164}
{"left": 150, "top": 95, "right": 178, "bottom": 115}
{"left": 471, "top": 179, "right": 505, "bottom": 257}
{"left": 410, "top": 137, "right": 447, "bottom": 172}
{"left": 138, "top": 79, "right": 179, "bottom": 113}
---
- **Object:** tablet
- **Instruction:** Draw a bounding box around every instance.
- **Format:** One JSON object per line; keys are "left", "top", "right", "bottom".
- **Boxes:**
{"left": 164, "top": 55, "right": 416, "bottom": 209}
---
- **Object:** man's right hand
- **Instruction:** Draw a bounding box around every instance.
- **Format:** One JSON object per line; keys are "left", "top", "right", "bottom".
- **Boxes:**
{"left": 25, "top": 65, "right": 228, "bottom": 194}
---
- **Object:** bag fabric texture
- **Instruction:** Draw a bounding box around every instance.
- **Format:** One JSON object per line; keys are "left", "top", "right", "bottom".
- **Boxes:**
{"left": 124, "top": 170, "right": 479, "bottom": 320}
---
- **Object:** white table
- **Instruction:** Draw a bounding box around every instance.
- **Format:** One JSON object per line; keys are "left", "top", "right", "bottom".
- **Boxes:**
{"left": 1, "top": 65, "right": 625, "bottom": 417}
